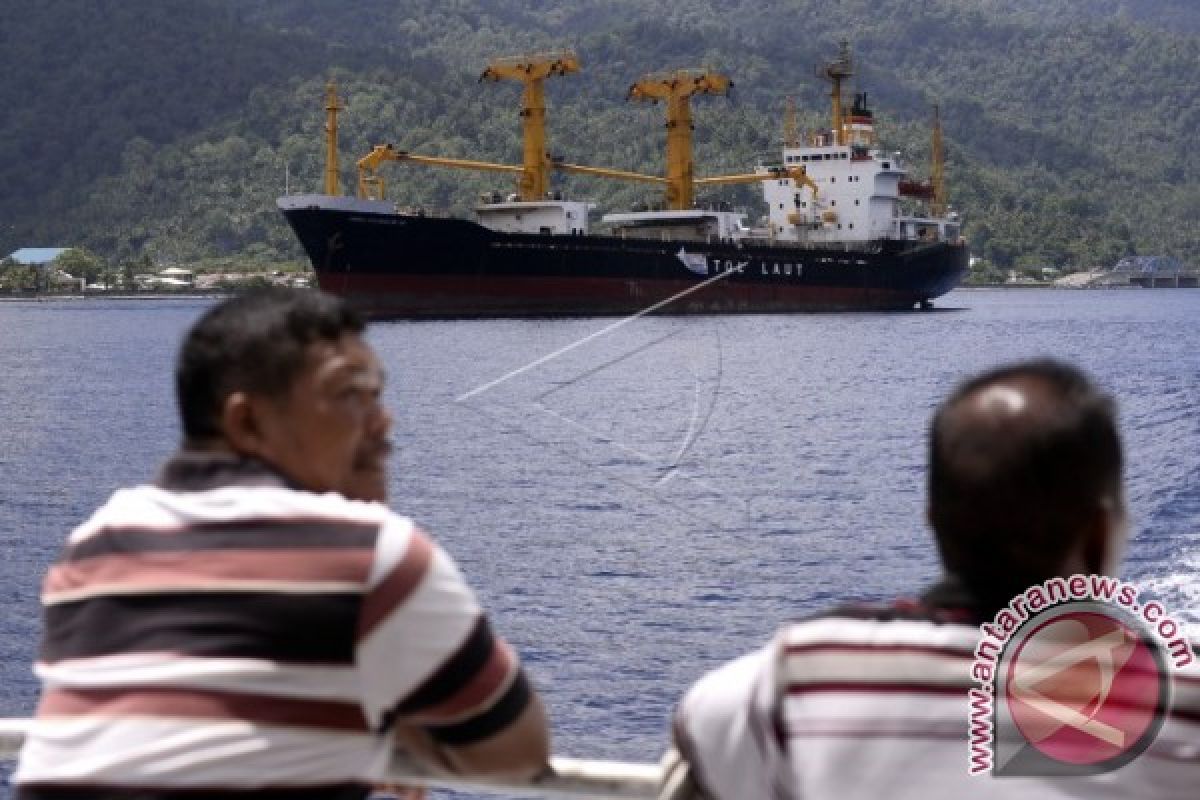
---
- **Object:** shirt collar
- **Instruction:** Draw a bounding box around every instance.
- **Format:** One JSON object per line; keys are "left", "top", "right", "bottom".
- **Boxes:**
{"left": 916, "top": 573, "right": 992, "bottom": 625}
{"left": 155, "top": 449, "right": 296, "bottom": 492}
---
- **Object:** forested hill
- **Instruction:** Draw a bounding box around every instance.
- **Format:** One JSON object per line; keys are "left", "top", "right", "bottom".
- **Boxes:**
{"left": 991, "top": 0, "right": 1200, "bottom": 32}
{"left": 1, "top": 0, "right": 1197, "bottom": 269}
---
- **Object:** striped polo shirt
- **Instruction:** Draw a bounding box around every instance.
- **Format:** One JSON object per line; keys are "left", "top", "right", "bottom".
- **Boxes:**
{"left": 15, "top": 453, "right": 531, "bottom": 798}
{"left": 676, "top": 584, "right": 1200, "bottom": 800}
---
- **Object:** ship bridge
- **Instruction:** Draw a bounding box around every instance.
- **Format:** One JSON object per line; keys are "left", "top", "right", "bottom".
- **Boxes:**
{"left": 762, "top": 142, "right": 906, "bottom": 243}
{"left": 760, "top": 49, "right": 953, "bottom": 246}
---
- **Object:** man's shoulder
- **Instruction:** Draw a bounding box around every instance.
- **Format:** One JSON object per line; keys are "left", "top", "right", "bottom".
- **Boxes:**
{"left": 772, "top": 601, "right": 980, "bottom": 691}
{"left": 783, "top": 599, "right": 980, "bottom": 645}
{"left": 683, "top": 601, "right": 982, "bottom": 720}
{"left": 71, "top": 481, "right": 414, "bottom": 550}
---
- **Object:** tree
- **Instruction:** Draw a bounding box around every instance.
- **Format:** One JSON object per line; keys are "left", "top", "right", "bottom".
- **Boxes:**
{"left": 0, "top": 259, "right": 42, "bottom": 291}
{"left": 120, "top": 260, "right": 137, "bottom": 290}
{"left": 0, "top": 256, "right": 19, "bottom": 290}
{"left": 54, "top": 248, "right": 106, "bottom": 286}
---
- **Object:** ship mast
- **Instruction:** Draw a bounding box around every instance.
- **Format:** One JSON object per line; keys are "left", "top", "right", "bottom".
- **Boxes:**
{"left": 819, "top": 42, "right": 853, "bottom": 146}
{"left": 324, "top": 81, "right": 343, "bottom": 196}
{"left": 627, "top": 69, "right": 733, "bottom": 210}
{"left": 783, "top": 96, "right": 800, "bottom": 148}
{"left": 931, "top": 103, "right": 946, "bottom": 217}
{"left": 480, "top": 52, "right": 580, "bottom": 201}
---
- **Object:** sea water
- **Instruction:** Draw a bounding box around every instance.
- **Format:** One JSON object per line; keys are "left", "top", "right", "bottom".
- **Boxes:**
{"left": 1, "top": 289, "right": 1198, "bottom": 792}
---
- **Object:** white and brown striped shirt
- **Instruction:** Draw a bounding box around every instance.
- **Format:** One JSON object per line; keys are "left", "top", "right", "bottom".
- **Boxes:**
{"left": 15, "top": 453, "right": 532, "bottom": 799}
{"left": 676, "top": 586, "right": 1200, "bottom": 800}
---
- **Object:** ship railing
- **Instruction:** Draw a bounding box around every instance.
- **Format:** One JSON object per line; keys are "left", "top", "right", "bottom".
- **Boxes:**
{"left": 741, "top": 233, "right": 960, "bottom": 253}
{"left": 735, "top": 236, "right": 889, "bottom": 254}
{"left": 0, "top": 718, "right": 661, "bottom": 800}
{"left": 393, "top": 204, "right": 457, "bottom": 219}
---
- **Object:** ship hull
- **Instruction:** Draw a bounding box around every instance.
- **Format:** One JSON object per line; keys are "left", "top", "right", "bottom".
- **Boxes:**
{"left": 280, "top": 198, "right": 968, "bottom": 317}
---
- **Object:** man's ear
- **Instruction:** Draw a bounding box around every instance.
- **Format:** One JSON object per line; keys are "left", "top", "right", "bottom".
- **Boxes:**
{"left": 220, "top": 391, "right": 268, "bottom": 458}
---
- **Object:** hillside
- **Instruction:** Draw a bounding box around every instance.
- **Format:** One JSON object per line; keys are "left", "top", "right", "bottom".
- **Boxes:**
{"left": 0, "top": 0, "right": 1196, "bottom": 269}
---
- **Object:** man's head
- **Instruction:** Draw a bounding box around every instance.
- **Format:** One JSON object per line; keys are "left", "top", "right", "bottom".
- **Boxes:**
{"left": 928, "top": 359, "right": 1124, "bottom": 609}
{"left": 176, "top": 288, "right": 392, "bottom": 501}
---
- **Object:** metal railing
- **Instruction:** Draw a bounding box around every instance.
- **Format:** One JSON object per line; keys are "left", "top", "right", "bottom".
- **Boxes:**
{"left": 0, "top": 719, "right": 661, "bottom": 800}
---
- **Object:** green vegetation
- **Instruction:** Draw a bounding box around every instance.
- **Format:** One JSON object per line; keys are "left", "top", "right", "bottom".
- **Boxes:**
{"left": 0, "top": 0, "right": 1196, "bottom": 270}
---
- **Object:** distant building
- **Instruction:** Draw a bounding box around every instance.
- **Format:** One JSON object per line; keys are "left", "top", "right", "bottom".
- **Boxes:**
{"left": 5, "top": 247, "right": 69, "bottom": 266}
{"left": 1113, "top": 255, "right": 1182, "bottom": 275}
{"left": 1110, "top": 256, "right": 1193, "bottom": 287}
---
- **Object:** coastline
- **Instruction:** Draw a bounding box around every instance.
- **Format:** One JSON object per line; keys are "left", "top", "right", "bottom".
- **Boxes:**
{"left": 0, "top": 290, "right": 230, "bottom": 302}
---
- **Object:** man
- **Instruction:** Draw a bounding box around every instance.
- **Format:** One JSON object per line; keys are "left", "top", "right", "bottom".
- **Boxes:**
{"left": 15, "top": 288, "right": 549, "bottom": 798}
{"left": 669, "top": 359, "right": 1199, "bottom": 799}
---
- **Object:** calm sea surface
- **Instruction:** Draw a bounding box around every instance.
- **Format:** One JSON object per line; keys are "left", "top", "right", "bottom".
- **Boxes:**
{"left": 2, "top": 289, "right": 1199, "bottom": 791}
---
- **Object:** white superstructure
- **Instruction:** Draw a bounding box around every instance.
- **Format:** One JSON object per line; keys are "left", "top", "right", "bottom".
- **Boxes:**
{"left": 602, "top": 208, "right": 747, "bottom": 241}
{"left": 760, "top": 93, "right": 960, "bottom": 245}
{"left": 475, "top": 196, "right": 595, "bottom": 235}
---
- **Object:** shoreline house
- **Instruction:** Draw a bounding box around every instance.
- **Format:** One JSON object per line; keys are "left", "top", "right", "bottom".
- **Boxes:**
{"left": 143, "top": 266, "right": 195, "bottom": 289}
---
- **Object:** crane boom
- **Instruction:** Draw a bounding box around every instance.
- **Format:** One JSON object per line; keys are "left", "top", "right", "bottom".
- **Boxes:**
{"left": 357, "top": 145, "right": 524, "bottom": 200}
{"left": 552, "top": 160, "right": 666, "bottom": 185}
{"left": 696, "top": 167, "right": 818, "bottom": 199}
{"left": 356, "top": 145, "right": 665, "bottom": 200}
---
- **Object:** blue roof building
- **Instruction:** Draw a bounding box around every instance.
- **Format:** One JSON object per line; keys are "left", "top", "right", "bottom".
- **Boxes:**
{"left": 1113, "top": 255, "right": 1182, "bottom": 275}
{"left": 6, "top": 247, "right": 69, "bottom": 265}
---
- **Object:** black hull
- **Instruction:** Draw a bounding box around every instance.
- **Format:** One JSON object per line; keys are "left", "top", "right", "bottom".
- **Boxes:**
{"left": 280, "top": 204, "right": 968, "bottom": 318}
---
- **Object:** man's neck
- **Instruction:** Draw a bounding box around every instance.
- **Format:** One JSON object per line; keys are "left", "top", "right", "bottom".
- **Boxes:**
{"left": 156, "top": 447, "right": 293, "bottom": 491}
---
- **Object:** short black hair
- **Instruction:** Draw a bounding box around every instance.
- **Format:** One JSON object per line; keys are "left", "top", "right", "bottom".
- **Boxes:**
{"left": 176, "top": 287, "right": 365, "bottom": 439}
{"left": 928, "top": 359, "right": 1122, "bottom": 608}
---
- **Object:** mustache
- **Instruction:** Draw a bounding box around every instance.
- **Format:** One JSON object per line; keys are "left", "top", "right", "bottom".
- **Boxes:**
{"left": 356, "top": 439, "right": 394, "bottom": 466}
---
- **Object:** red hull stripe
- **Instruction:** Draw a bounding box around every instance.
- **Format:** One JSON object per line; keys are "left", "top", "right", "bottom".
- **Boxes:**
{"left": 317, "top": 274, "right": 926, "bottom": 316}
{"left": 40, "top": 687, "right": 370, "bottom": 732}
{"left": 46, "top": 548, "right": 374, "bottom": 596}
{"left": 357, "top": 529, "right": 434, "bottom": 640}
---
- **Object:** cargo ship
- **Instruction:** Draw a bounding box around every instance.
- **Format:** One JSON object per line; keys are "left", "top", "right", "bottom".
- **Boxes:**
{"left": 279, "top": 45, "right": 968, "bottom": 317}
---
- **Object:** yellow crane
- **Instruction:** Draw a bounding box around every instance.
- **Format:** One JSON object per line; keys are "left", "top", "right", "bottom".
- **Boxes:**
{"left": 931, "top": 104, "right": 946, "bottom": 217}
{"left": 479, "top": 51, "right": 580, "bottom": 201}
{"left": 351, "top": 54, "right": 810, "bottom": 208}
{"left": 355, "top": 51, "right": 665, "bottom": 200}
{"left": 324, "top": 82, "right": 343, "bottom": 196}
{"left": 626, "top": 70, "right": 817, "bottom": 209}
{"left": 627, "top": 69, "right": 734, "bottom": 210}
{"left": 819, "top": 41, "right": 854, "bottom": 146}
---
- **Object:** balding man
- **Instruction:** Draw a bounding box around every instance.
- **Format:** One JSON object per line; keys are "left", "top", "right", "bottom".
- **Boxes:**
{"left": 667, "top": 360, "right": 1200, "bottom": 800}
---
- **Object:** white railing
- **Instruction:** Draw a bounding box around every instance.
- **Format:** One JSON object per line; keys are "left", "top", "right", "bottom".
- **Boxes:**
{"left": 0, "top": 719, "right": 661, "bottom": 800}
